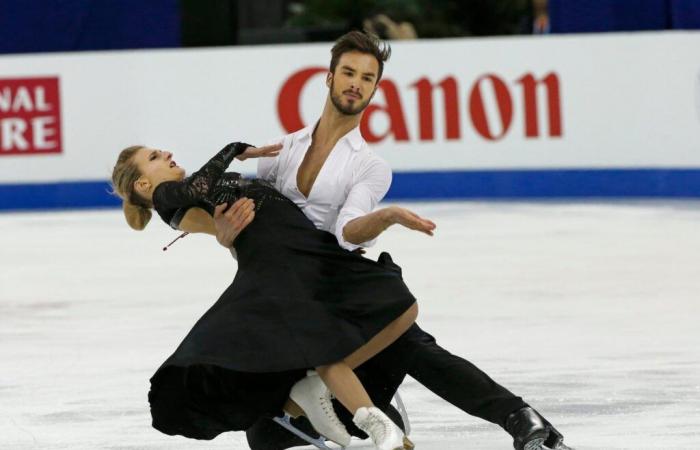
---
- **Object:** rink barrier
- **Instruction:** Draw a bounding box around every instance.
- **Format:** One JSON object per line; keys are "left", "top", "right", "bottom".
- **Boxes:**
{"left": 2, "top": 168, "right": 700, "bottom": 212}
{"left": 0, "top": 180, "right": 121, "bottom": 211}
{"left": 389, "top": 168, "right": 700, "bottom": 199}
{"left": 3, "top": 33, "right": 700, "bottom": 186}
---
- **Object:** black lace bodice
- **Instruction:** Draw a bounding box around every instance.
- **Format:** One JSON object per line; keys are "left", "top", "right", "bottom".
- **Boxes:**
{"left": 152, "top": 143, "right": 287, "bottom": 229}
{"left": 153, "top": 142, "right": 249, "bottom": 229}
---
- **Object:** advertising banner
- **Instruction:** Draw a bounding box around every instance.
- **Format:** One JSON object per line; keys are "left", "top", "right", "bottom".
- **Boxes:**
{"left": 1, "top": 32, "right": 699, "bottom": 209}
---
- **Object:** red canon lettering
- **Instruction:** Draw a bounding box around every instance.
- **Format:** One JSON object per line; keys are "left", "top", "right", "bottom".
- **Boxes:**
{"left": 411, "top": 77, "right": 460, "bottom": 141}
{"left": 360, "top": 79, "right": 410, "bottom": 143}
{"left": 277, "top": 67, "right": 327, "bottom": 133}
{"left": 517, "top": 73, "right": 562, "bottom": 138}
{"left": 277, "top": 67, "right": 563, "bottom": 143}
{"left": 469, "top": 74, "right": 513, "bottom": 141}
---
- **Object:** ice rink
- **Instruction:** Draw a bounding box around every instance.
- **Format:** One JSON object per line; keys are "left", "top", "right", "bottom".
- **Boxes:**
{"left": 2, "top": 201, "right": 699, "bottom": 450}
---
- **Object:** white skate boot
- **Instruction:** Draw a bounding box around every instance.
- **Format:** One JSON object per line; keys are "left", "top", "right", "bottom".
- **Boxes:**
{"left": 352, "top": 406, "right": 414, "bottom": 450}
{"left": 288, "top": 371, "right": 351, "bottom": 447}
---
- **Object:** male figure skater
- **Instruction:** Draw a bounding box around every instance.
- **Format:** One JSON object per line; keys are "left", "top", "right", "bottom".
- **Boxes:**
{"left": 215, "top": 30, "right": 573, "bottom": 450}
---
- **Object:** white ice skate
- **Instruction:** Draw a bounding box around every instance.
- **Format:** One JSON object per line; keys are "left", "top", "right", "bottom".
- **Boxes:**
{"left": 272, "top": 391, "right": 411, "bottom": 450}
{"left": 287, "top": 371, "right": 352, "bottom": 447}
{"left": 352, "top": 406, "right": 414, "bottom": 450}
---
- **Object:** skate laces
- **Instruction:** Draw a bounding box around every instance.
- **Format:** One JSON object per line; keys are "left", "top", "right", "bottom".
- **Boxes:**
{"left": 319, "top": 390, "right": 344, "bottom": 427}
{"left": 365, "top": 410, "right": 391, "bottom": 443}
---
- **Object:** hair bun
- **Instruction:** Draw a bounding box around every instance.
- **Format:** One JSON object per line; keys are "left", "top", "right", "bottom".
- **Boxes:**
{"left": 123, "top": 199, "right": 152, "bottom": 231}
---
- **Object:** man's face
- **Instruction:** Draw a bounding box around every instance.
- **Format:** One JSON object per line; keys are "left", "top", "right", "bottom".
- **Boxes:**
{"left": 328, "top": 51, "right": 379, "bottom": 116}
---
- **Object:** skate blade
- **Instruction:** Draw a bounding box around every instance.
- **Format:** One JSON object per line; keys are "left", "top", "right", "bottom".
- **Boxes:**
{"left": 272, "top": 414, "right": 339, "bottom": 450}
{"left": 524, "top": 437, "right": 545, "bottom": 450}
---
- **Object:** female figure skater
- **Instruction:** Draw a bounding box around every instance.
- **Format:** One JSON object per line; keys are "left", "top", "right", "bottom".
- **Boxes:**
{"left": 111, "top": 142, "right": 417, "bottom": 450}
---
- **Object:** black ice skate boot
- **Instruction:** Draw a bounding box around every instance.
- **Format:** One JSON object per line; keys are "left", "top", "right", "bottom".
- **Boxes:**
{"left": 539, "top": 412, "right": 574, "bottom": 450}
{"left": 506, "top": 406, "right": 575, "bottom": 450}
{"left": 247, "top": 415, "right": 319, "bottom": 450}
{"left": 506, "top": 406, "right": 550, "bottom": 450}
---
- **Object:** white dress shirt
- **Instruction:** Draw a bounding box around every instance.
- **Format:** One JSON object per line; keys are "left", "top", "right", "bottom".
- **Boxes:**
{"left": 257, "top": 124, "right": 391, "bottom": 251}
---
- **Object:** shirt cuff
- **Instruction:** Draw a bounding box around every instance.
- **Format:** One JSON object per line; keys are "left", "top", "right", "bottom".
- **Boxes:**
{"left": 335, "top": 215, "right": 377, "bottom": 251}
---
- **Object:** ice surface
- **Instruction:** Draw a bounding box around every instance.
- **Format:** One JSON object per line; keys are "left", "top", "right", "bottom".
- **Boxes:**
{"left": 1, "top": 202, "right": 699, "bottom": 449}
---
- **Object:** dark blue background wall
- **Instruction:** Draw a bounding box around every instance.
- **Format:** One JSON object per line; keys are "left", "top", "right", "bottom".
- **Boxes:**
{"left": 550, "top": 0, "right": 700, "bottom": 33}
{"left": 0, "top": 0, "right": 179, "bottom": 54}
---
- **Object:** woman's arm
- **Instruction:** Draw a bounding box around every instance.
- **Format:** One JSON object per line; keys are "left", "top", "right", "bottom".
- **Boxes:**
{"left": 176, "top": 201, "right": 253, "bottom": 260}
{"left": 177, "top": 206, "right": 238, "bottom": 259}
{"left": 173, "top": 200, "right": 255, "bottom": 247}
{"left": 153, "top": 142, "right": 250, "bottom": 214}
{"left": 154, "top": 142, "right": 280, "bottom": 213}
{"left": 178, "top": 207, "right": 216, "bottom": 235}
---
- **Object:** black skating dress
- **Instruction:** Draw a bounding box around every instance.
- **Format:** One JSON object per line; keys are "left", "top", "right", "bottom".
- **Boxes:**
{"left": 147, "top": 143, "right": 416, "bottom": 440}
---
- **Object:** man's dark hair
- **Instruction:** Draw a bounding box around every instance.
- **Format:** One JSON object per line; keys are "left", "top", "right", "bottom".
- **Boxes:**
{"left": 329, "top": 30, "right": 391, "bottom": 81}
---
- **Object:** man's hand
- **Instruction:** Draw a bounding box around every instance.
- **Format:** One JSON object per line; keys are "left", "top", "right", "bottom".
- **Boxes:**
{"left": 213, "top": 198, "right": 255, "bottom": 248}
{"left": 236, "top": 143, "right": 282, "bottom": 161}
{"left": 385, "top": 206, "right": 436, "bottom": 236}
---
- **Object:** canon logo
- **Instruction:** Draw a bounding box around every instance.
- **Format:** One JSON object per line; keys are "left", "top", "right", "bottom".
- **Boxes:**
{"left": 277, "top": 67, "right": 562, "bottom": 143}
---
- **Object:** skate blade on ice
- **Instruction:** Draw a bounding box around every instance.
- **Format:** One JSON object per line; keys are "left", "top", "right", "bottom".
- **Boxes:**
{"left": 272, "top": 391, "right": 411, "bottom": 450}
{"left": 528, "top": 438, "right": 576, "bottom": 450}
{"left": 272, "top": 412, "right": 346, "bottom": 450}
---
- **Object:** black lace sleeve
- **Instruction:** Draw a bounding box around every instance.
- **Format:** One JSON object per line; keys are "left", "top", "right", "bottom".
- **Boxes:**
{"left": 152, "top": 142, "right": 251, "bottom": 227}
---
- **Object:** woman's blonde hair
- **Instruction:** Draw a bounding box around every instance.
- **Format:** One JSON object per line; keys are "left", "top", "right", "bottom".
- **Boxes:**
{"left": 111, "top": 145, "right": 153, "bottom": 230}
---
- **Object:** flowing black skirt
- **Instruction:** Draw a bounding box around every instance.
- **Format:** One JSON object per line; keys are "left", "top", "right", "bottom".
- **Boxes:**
{"left": 149, "top": 183, "right": 416, "bottom": 439}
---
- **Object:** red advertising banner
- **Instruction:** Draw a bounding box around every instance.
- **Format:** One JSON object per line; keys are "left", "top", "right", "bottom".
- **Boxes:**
{"left": 0, "top": 77, "right": 62, "bottom": 156}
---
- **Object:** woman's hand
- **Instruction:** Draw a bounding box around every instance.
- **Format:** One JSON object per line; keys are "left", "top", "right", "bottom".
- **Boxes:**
{"left": 235, "top": 143, "right": 282, "bottom": 161}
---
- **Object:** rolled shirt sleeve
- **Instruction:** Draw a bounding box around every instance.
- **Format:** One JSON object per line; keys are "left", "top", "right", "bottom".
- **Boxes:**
{"left": 334, "top": 155, "right": 392, "bottom": 251}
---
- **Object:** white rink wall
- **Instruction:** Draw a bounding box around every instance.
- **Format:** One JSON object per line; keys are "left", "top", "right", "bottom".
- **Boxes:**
{"left": 1, "top": 32, "right": 700, "bottom": 210}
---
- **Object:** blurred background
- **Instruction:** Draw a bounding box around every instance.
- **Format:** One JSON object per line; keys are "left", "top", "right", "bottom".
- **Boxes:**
{"left": 2, "top": 0, "right": 700, "bottom": 54}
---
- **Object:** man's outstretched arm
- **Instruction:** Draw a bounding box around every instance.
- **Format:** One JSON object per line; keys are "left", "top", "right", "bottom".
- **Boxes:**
{"left": 334, "top": 157, "right": 436, "bottom": 249}
{"left": 342, "top": 205, "right": 436, "bottom": 245}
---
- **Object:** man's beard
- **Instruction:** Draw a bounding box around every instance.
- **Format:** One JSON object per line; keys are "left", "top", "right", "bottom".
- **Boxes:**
{"left": 330, "top": 80, "right": 372, "bottom": 116}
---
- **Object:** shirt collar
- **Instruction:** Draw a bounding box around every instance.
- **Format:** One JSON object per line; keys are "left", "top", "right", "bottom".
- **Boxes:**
{"left": 298, "top": 122, "right": 363, "bottom": 152}
{"left": 344, "top": 126, "right": 363, "bottom": 152}
{"left": 298, "top": 124, "right": 314, "bottom": 141}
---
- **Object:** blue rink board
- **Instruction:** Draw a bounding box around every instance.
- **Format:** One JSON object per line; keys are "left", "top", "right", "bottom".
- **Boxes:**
{"left": 2, "top": 168, "right": 700, "bottom": 211}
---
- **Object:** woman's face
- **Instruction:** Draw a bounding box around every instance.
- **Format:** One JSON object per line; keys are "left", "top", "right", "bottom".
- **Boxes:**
{"left": 133, "top": 147, "right": 186, "bottom": 189}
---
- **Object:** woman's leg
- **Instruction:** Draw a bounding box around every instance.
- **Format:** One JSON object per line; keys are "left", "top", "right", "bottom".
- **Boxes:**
{"left": 317, "top": 302, "right": 418, "bottom": 413}
{"left": 316, "top": 363, "right": 371, "bottom": 413}
{"left": 344, "top": 302, "right": 419, "bottom": 370}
